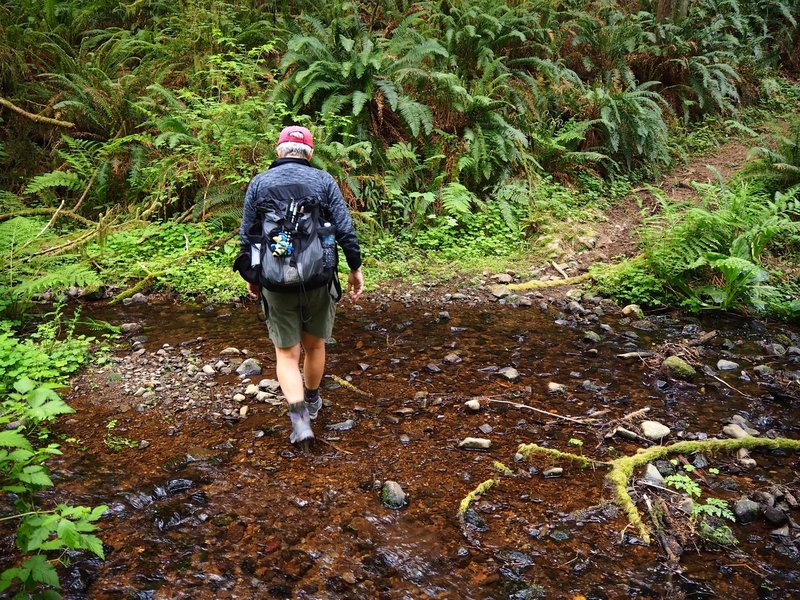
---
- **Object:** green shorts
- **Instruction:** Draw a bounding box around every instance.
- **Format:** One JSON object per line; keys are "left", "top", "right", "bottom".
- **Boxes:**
{"left": 261, "top": 285, "right": 336, "bottom": 348}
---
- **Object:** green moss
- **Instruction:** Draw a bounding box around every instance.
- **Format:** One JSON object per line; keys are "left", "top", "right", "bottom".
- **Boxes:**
{"left": 662, "top": 355, "right": 697, "bottom": 378}
{"left": 458, "top": 479, "right": 498, "bottom": 515}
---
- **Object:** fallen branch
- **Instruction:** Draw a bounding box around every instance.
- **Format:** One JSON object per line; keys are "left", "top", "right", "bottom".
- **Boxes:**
{"left": 508, "top": 272, "right": 592, "bottom": 290}
{"left": 686, "top": 330, "right": 717, "bottom": 347}
{"left": 330, "top": 374, "right": 372, "bottom": 397}
{"left": 616, "top": 351, "right": 655, "bottom": 359}
{"left": 318, "top": 438, "right": 352, "bottom": 455}
{"left": 0, "top": 97, "right": 75, "bottom": 128}
{"left": 551, "top": 261, "right": 569, "bottom": 279}
{"left": 0, "top": 208, "right": 95, "bottom": 227}
{"left": 484, "top": 398, "right": 595, "bottom": 425}
{"left": 458, "top": 478, "right": 499, "bottom": 515}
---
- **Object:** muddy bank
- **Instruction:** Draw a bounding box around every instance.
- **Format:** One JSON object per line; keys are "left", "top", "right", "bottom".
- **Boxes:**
{"left": 9, "top": 288, "right": 800, "bottom": 599}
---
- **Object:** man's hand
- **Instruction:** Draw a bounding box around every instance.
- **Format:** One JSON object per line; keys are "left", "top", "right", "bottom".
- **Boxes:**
{"left": 247, "top": 282, "right": 260, "bottom": 298}
{"left": 347, "top": 268, "right": 364, "bottom": 302}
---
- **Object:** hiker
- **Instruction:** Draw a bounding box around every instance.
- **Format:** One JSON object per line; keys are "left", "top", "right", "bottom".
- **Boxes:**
{"left": 238, "top": 125, "right": 364, "bottom": 446}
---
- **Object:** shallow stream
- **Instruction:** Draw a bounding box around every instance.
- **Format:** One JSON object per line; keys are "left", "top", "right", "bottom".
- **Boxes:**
{"left": 7, "top": 292, "right": 800, "bottom": 599}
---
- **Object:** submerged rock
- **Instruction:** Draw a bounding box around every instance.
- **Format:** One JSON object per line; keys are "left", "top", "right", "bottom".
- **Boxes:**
{"left": 723, "top": 423, "right": 750, "bottom": 439}
{"left": 717, "top": 359, "right": 740, "bottom": 371}
{"left": 733, "top": 498, "right": 760, "bottom": 524}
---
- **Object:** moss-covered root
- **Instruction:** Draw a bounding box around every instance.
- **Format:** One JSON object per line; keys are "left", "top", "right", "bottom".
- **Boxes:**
{"left": 458, "top": 479, "right": 499, "bottom": 515}
{"left": 608, "top": 437, "right": 800, "bottom": 544}
{"left": 508, "top": 273, "right": 592, "bottom": 291}
{"left": 517, "top": 443, "right": 605, "bottom": 469}
{"left": 518, "top": 437, "right": 800, "bottom": 546}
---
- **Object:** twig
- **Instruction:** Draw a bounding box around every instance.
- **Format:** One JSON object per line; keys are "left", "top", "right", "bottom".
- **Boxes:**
{"left": 0, "top": 208, "right": 95, "bottom": 226}
{"left": 0, "top": 97, "right": 75, "bottom": 128}
{"left": 484, "top": 398, "right": 593, "bottom": 425}
{"left": 318, "top": 438, "right": 352, "bottom": 455}
{"left": 708, "top": 373, "right": 752, "bottom": 398}
{"left": 551, "top": 260, "right": 569, "bottom": 279}
{"left": 616, "top": 351, "right": 655, "bottom": 359}
{"left": 686, "top": 330, "right": 717, "bottom": 347}
{"left": 722, "top": 563, "right": 767, "bottom": 577}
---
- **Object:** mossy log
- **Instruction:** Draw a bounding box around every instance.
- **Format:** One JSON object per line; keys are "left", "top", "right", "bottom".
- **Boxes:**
{"left": 519, "top": 437, "right": 800, "bottom": 544}
{"left": 458, "top": 479, "right": 499, "bottom": 515}
{"left": 507, "top": 272, "right": 593, "bottom": 291}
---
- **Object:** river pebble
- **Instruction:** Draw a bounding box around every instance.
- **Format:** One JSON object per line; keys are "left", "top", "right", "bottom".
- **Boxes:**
{"left": 201, "top": 365, "right": 215, "bottom": 375}
{"left": 465, "top": 399, "right": 481, "bottom": 411}
{"left": 717, "top": 359, "right": 740, "bottom": 371}
{"left": 236, "top": 358, "right": 262, "bottom": 376}
{"left": 723, "top": 423, "right": 750, "bottom": 439}
{"left": 547, "top": 382, "right": 566, "bottom": 394}
{"left": 497, "top": 367, "right": 519, "bottom": 381}
{"left": 640, "top": 420, "right": 670, "bottom": 441}
{"left": 733, "top": 497, "right": 760, "bottom": 523}
{"left": 459, "top": 437, "right": 491, "bottom": 450}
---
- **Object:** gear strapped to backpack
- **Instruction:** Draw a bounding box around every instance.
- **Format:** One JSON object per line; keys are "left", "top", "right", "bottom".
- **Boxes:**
{"left": 250, "top": 182, "right": 337, "bottom": 293}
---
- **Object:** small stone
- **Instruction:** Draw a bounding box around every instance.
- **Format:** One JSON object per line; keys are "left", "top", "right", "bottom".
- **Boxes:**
{"left": 764, "top": 343, "right": 787, "bottom": 356}
{"left": 640, "top": 420, "right": 671, "bottom": 441}
{"left": 342, "top": 572, "right": 357, "bottom": 585}
{"left": 543, "top": 467, "right": 563, "bottom": 478}
{"left": 236, "top": 358, "right": 262, "bottom": 376}
{"left": 615, "top": 427, "right": 638, "bottom": 441}
{"left": 495, "top": 273, "right": 514, "bottom": 284}
{"left": 458, "top": 437, "right": 491, "bottom": 450}
{"left": 259, "top": 378, "right": 280, "bottom": 391}
{"left": 478, "top": 424, "right": 493, "bottom": 435}
{"left": 662, "top": 356, "right": 696, "bottom": 378}
{"left": 425, "top": 363, "right": 442, "bottom": 373}
{"left": 239, "top": 405, "right": 249, "bottom": 418}
{"left": 326, "top": 419, "right": 355, "bottom": 432}
{"left": 381, "top": 481, "right": 407, "bottom": 509}
{"left": 233, "top": 393, "right": 246, "bottom": 402}
{"left": 438, "top": 311, "right": 451, "bottom": 321}
{"left": 220, "top": 347, "right": 241, "bottom": 355}
{"left": 131, "top": 293, "right": 148, "bottom": 304}
{"left": 244, "top": 384, "right": 259, "bottom": 396}
{"left": 121, "top": 323, "right": 143, "bottom": 335}
{"left": 717, "top": 359, "right": 740, "bottom": 371}
{"left": 568, "top": 301, "right": 587, "bottom": 316}
{"left": 547, "top": 382, "right": 566, "bottom": 394}
{"left": 497, "top": 367, "right": 519, "bottom": 381}
{"left": 202, "top": 365, "right": 216, "bottom": 376}
{"left": 723, "top": 423, "right": 750, "bottom": 439}
{"left": 464, "top": 399, "right": 481, "bottom": 411}
{"left": 730, "top": 415, "right": 760, "bottom": 436}
{"left": 444, "top": 353, "right": 462, "bottom": 364}
{"left": 763, "top": 506, "right": 788, "bottom": 526}
{"left": 631, "top": 319, "right": 657, "bottom": 331}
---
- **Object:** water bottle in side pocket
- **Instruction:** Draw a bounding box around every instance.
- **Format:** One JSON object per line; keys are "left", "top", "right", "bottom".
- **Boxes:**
{"left": 320, "top": 222, "right": 337, "bottom": 269}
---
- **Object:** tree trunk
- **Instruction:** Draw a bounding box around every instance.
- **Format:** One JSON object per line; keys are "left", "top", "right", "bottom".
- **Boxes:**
{"left": 656, "top": 0, "right": 689, "bottom": 23}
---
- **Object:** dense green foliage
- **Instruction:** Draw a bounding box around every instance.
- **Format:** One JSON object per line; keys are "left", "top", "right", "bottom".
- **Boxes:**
{"left": 0, "top": 0, "right": 799, "bottom": 314}
{"left": 1, "top": 306, "right": 108, "bottom": 598}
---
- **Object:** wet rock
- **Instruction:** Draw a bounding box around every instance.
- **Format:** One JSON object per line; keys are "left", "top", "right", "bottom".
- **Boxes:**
{"left": 547, "top": 382, "right": 566, "bottom": 394}
{"left": 764, "top": 342, "right": 787, "bottom": 356}
{"left": 464, "top": 399, "right": 481, "bottom": 411}
{"left": 567, "top": 301, "right": 587, "bottom": 316}
{"left": 763, "top": 506, "right": 788, "bottom": 526}
{"left": 733, "top": 498, "right": 760, "bottom": 524}
{"left": 737, "top": 448, "right": 757, "bottom": 468}
{"left": 581, "top": 380, "right": 603, "bottom": 392}
{"left": 644, "top": 464, "right": 665, "bottom": 485}
{"left": 131, "top": 293, "right": 148, "bottom": 304}
{"left": 717, "top": 359, "right": 740, "bottom": 371}
{"left": 631, "top": 319, "right": 657, "bottom": 331}
{"left": 654, "top": 460, "right": 676, "bottom": 477}
{"left": 543, "top": 467, "right": 563, "bottom": 478}
{"left": 615, "top": 427, "right": 638, "bottom": 441}
{"left": 692, "top": 453, "right": 709, "bottom": 469}
{"left": 548, "top": 527, "right": 570, "bottom": 542}
{"left": 220, "top": 347, "right": 240, "bottom": 355}
{"left": 497, "top": 367, "right": 520, "bottom": 381}
{"left": 326, "top": 419, "right": 355, "bottom": 432}
{"left": 233, "top": 393, "right": 246, "bottom": 403}
{"left": 753, "top": 364, "right": 774, "bottom": 377}
{"left": 582, "top": 330, "right": 602, "bottom": 343}
{"left": 478, "top": 424, "right": 493, "bottom": 435}
{"left": 723, "top": 423, "right": 750, "bottom": 439}
{"left": 121, "top": 323, "right": 143, "bottom": 335}
{"left": 463, "top": 508, "right": 488, "bottom": 532}
{"left": 438, "top": 311, "right": 451, "bottom": 321}
{"left": 622, "top": 304, "right": 644, "bottom": 319}
{"left": 640, "top": 421, "right": 670, "bottom": 441}
{"left": 730, "top": 415, "right": 760, "bottom": 436}
{"left": 167, "top": 479, "right": 193, "bottom": 495}
{"left": 425, "top": 363, "right": 442, "bottom": 373}
{"left": 259, "top": 378, "right": 280, "bottom": 391}
{"left": 381, "top": 481, "right": 407, "bottom": 509}
{"left": 236, "top": 358, "right": 261, "bottom": 376}
{"left": 458, "top": 437, "right": 492, "bottom": 450}
{"left": 662, "top": 356, "right": 696, "bottom": 378}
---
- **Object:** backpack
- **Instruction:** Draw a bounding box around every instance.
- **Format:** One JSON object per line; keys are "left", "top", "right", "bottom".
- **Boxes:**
{"left": 254, "top": 182, "right": 337, "bottom": 292}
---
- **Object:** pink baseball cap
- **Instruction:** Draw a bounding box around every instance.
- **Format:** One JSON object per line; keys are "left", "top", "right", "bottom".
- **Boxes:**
{"left": 277, "top": 126, "right": 314, "bottom": 149}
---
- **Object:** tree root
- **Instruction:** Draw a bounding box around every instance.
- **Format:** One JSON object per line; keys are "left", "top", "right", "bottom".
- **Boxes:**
{"left": 507, "top": 272, "right": 592, "bottom": 291}
{"left": 518, "top": 437, "right": 800, "bottom": 545}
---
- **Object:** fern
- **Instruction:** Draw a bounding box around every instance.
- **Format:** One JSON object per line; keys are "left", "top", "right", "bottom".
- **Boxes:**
{"left": 12, "top": 262, "right": 101, "bottom": 300}
{"left": 23, "top": 172, "right": 82, "bottom": 196}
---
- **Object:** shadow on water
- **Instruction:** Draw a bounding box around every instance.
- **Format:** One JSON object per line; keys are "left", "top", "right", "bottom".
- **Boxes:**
{"left": 11, "top": 296, "right": 800, "bottom": 598}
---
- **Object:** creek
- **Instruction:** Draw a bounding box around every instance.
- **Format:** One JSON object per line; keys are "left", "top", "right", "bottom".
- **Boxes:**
{"left": 18, "top": 292, "right": 800, "bottom": 598}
